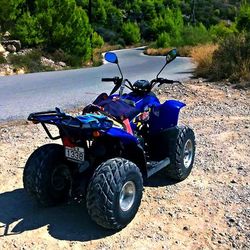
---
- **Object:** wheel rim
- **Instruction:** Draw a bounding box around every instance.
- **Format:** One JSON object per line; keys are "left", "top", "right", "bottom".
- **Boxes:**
{"left": 119, "top": 181, "right": 136, "bottom": 212}
{"left": 183, "top": 139, "right": 194, "bottom": 169}
{"left": 51, "top": 164, "right": 71, "bottom": 191}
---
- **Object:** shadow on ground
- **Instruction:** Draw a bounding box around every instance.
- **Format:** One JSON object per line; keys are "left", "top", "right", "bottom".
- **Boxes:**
{"left": 0, "top": 174, "right": 179, "bottom": 241}
{"left": 0, "top": 189, "right": 114, "bottom": 241}
{"left": 145, "top": 172, "right": 179, "bottom": 188}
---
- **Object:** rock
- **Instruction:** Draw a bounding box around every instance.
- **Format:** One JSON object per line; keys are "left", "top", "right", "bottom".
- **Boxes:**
{"left": 3, "top": 31, "right": 11, "bottom": 38}
{"left": 17, "top": 49, "right": 33, "bottom": 56}
{"left": 16, "top": 68, "right": 25, "bottom": 74}
{"left": 2, "top": 40, "right": 22, "bottom": 51}
{"left": 6, "top": 44, "right": 16, "bottom": 53}
{"left": 13, "top": 67, "right": 25, "bottom": 75}
{"left": 58, "top": 61, "right": 66, "bottom": 67}
{"left": 2, "top": 51, "right": 10, "bottom": 58}
{"left": 0, "top": 44, "right": 6, "bottom": 54}
{"left": 2, "top": 64, "right": 13, "bottom": 75}
{"left": 183, "top": 226, "right": 189, "bottom": 231}
{"left": 41, "top": 56, "right": 55, "bottom": 67}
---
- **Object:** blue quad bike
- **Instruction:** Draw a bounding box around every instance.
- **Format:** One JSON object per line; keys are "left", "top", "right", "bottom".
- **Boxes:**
{"left": 24, "top": 49, "right": 195, "bottom": 230}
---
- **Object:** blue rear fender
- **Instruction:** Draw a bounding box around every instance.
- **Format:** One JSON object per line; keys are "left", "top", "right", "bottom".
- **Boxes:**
{"left": 149, "top": 100, "right": 186, "bottom": 133}
{"left": 106, "top": 127, "right": 138, "bottom": 144}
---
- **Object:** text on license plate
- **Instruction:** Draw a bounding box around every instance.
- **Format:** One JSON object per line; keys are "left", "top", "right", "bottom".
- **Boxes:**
{"left": 65, "top": 146, "right": 85, "bottom": 162}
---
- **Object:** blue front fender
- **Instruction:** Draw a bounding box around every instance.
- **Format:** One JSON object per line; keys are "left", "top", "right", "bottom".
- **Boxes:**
{"left": 149, "top": 100, "right": 186, "bottom": 133}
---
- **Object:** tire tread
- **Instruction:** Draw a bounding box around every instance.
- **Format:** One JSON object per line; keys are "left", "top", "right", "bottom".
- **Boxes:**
{"left": 166, "top": 126, "right": 196, "bottom": 181}
{"left": 86, "top": 158, "right": 143, "bottom": 229}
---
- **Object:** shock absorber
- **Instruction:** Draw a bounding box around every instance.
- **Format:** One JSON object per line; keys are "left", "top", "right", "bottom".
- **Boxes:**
{"left": 119, "top": 79, "right": 126, "bottom": 97}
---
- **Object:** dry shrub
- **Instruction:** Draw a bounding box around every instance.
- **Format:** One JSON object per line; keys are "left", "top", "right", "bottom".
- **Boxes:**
{"left": 145, "top": 46, "right": 195, "bottom": 57}
{"left": 144, "top": 47, "right": 173, "bottom": 56}
{"left": 84, "top": 44, "right": 123, "bottom": 67}
{"left": 211, "top": 33, "right": 250, "bottom": 87}
{"left": 177, "top": 46, "right": 193, "bottom": 57}
{"left": 190, "top": 44, "right": 219, "bottom": 77}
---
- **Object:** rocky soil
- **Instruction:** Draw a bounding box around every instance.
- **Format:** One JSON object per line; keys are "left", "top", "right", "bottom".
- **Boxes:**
{"left": 0, "top": 80, "right": 249, "bottom": 249}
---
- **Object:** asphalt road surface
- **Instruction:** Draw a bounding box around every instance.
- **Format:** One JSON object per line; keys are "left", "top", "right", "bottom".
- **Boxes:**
{"left": 0, "top": 48, "right": 195, "bottom": 121}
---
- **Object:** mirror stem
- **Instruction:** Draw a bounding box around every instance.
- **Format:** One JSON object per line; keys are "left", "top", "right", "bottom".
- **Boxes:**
{"left": 117, "top": 63, "right": 123, "bottom": 79}
{"left": 156, "top": 63, "right": 167, "bottom": 79}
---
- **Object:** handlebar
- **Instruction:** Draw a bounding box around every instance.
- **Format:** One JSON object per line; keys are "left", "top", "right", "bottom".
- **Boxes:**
{"left": 102, "top": 75, "right": 182, "bottom": 95}
{"left": 151, "top": 78, "right": 182, "bottom": 87}
{"left": 102, "top": 77, "right": 115, "bottom": 82}
{"left": 101, "top": 76, "right": 121, "bottom": 83}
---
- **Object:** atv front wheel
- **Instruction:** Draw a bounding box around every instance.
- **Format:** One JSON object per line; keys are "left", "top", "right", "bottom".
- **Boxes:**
{"left": 23, "top": 144, "right": 72, "bottom": 206}
{"left": 86, "top": 158, "right": 143, "bottom": 230}
{"left": 166, "top": 126, "right": 195, "bottom": 181}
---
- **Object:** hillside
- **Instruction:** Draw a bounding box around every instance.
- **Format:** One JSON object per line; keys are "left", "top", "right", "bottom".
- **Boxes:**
{"left": 0, "top": 0, "right": 243, "bottom": 64}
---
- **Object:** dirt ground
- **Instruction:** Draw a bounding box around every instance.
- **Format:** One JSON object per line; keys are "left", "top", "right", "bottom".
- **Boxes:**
{"left": 0, "top": 80, "right": 249, "bottom": 250}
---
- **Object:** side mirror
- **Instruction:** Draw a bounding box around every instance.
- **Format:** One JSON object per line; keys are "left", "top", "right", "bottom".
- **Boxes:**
{"left": 165, "top": 49, "right": 177, "bottom": 64}
{"left": 156, "top": 48, "right": 177, "bottom": 79}
{"left": 104, "top": 52, "right": 118, "bottom": 64}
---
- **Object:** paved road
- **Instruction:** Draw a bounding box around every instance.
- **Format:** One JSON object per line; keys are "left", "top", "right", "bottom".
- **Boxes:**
{"left": 0, "top": 48, "right": 195, "bottom": 121}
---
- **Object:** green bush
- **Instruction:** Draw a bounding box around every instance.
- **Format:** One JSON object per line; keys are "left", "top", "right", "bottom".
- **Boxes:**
{"left": 150, "top": 9, "right": 183, "bottom": 42}
{"left": 8, "top": 50, "right": 53, "bottom": 73}
{"left": 181, "top": 23, "right": 211, "bottom": 46}
{"left": 0, "top": 55, "right": 7, "bottom": 64}
{"left": 210, "top": 21, "right": 237, "bottom": 41}
{"left": 49, "top": 49, "right": 69, "bottom": 63}
{"left": 156, "top": 32, "right": 171, "bottom": 48}
{"left": 236, "top": 3, "right": 250, "bottom": 32}
{"left": 117, "top": 38, "right": 125, "bottom": 47}
{"left": 92, "top": 32, "right": 104, "bottom": 48}
{"left": 65, "top": 55, "right": 84, "bottom": 67}
{"left": 121, "top": 22, "right": 141, "bottom": 45}
{"left": 96, "top": 27, "right": 117, "bottom": 43}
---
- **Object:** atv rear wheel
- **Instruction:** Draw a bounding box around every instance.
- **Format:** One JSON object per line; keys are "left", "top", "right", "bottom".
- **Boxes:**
{"left": 23, "top": 143, "right": 72, "bottom": 206}
{"left": 166, "top": 126, "right": 195, "bottom": 181}
{"left": 86, "top": 158, "right": 143, "bottom": 230}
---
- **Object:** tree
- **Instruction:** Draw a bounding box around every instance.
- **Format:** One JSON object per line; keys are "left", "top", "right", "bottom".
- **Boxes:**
{"left": 13, "top": 0, "right": 92, "bottom": 60}
{"left": 236, "top": 3, "right": 250, "bottom": 32}
{"left": 13, "top": 11, "right": 43, "bottom": 46}
{"left": 121, "top": 22, "right": 141, "bottom": 45}
{"left": 0, "top": 0, "right": 25, "bottom": 32}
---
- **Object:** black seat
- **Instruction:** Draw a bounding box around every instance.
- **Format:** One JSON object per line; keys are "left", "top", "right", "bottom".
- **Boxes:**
{"left": 83, "top": 93, "right": 140, "bottom": 121}
{"left": 98, "top": 98, "right": 140, "bottom": 120}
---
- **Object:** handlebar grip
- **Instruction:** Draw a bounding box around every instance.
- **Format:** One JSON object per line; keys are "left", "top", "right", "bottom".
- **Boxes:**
{"left": 102, "top": 78, "right": 115, "bottom": 82}
{"left": 164, "top": 79, "right": 174, "bottom": 84}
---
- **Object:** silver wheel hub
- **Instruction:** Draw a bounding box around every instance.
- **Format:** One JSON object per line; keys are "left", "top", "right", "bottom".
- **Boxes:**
{"left": 119, "top": 181, "right": 136, "bottom": 212}
{"left": 183, "top": 139, "right": 194, "bottom": 169}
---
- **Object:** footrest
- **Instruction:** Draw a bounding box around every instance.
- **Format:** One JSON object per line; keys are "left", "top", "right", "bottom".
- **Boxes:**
{"left": 147, "top": 157, "right": 170, "bottom": 178}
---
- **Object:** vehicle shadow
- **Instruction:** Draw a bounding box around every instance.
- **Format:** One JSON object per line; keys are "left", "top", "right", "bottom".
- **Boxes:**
{"left": 145, "top": 172, "right": 179, "bottom": 187}
{"left": 0, "top": 189, "right": 114, "bottom": 241}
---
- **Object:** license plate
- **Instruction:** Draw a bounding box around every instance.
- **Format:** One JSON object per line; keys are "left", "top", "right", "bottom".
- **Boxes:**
{"left": 65, "top": 146, "right": 85, "bottom": 162}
